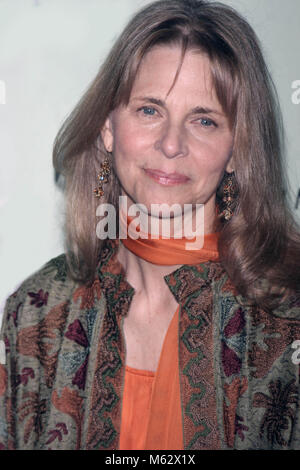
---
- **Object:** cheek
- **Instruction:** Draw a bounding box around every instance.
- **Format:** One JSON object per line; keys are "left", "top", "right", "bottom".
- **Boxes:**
{"left": 197, "top": 131, "right": 232, "bottom": 165}
{"left": 113, "top": 124, "right": 150, "bottom": 165}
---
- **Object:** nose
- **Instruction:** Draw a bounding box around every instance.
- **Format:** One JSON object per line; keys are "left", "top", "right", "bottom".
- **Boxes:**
{"left": 154, "top": 122, "right": 188, "bottom": 159}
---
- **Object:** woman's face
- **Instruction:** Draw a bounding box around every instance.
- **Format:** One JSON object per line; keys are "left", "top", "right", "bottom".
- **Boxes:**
{"left": 102, "top": 45, "right": 234, "bottom": 232}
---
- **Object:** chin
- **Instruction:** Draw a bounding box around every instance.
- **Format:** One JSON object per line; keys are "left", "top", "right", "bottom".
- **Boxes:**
{"left": 139, "top": 199, "right": 190, "bottom": 218}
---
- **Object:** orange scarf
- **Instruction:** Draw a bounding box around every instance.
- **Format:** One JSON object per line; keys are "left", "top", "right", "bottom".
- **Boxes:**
{"left": 118, "top": 209, "right": 220, "bottom": 449}
{"left": 119, "top": 209, "right": 219, "bottom": 265}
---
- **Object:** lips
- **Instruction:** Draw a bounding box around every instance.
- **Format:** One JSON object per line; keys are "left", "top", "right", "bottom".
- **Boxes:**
{"left": 144, "top": 168, "right": 190, "bottom": 186}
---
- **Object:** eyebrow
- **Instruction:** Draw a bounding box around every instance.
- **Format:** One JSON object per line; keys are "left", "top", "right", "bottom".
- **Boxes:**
{"left": 132, "top": 96, "right": 224, "bottom": 116}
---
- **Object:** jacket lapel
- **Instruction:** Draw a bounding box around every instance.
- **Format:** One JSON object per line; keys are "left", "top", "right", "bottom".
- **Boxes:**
{"left": 165, "top": 262, "right": 224, "bottom": 449}
{"left": 84, "top": 240, "right": 134, "bottom": 450}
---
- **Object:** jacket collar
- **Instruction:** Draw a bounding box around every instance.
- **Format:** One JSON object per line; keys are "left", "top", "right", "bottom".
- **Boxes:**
{"left": 96, "top": 239, "right": 226, "bottom": 307}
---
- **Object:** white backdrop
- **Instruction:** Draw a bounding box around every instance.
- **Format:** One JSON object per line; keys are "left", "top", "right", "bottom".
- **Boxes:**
{"left": 0, "top": 0, "right": 300, "bottom": 327}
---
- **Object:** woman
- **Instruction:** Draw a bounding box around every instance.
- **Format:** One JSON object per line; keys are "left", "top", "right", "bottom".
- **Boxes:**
{"left": 1, "top": 0, "right": 300, "bottom": 451}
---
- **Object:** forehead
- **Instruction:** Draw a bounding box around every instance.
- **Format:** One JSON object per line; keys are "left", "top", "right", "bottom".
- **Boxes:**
{"left": 130, "top": 45, "right": 217, "bottom": 104}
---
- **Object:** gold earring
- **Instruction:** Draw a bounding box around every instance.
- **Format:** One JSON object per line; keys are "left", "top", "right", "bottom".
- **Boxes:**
{"left": 94, "top": 155, "right": 111, "bottom": 198}
{"left": 218, "top": 171, "right": 238, "bottom": 221}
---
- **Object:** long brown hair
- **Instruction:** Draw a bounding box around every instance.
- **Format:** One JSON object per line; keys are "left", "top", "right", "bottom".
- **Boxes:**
{"left": 53, "top": 0, "right": 300, "bottom": 310}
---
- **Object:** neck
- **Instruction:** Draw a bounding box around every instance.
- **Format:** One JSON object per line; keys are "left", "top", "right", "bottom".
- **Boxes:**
{"left": 116, "top": 197, "right": 220, "bottom": 296}
{"left": 117, "top": 241, "right": 182, "bottom": 298}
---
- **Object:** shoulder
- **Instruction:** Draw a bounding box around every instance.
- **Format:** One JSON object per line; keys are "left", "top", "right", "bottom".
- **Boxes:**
{"left": 1, "top": 253, "right": 77, "bottom": 338}
{"left": 212, "top": 264, "right": 300, "bottom": 320}
{"left": 270, "top": 292, "right": 300, "bottom": 320}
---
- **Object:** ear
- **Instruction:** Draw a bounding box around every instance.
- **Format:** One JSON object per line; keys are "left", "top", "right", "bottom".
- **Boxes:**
{"left": 225, "top": 151, "right": 234, "bottom": 173}
{"left": 101, "top": 116, "right": 114, "bottom": 153}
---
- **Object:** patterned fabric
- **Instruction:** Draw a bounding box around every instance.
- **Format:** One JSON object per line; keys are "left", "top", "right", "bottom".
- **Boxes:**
{"left": 0, "top": 239, "right": 300, "bottom": 450}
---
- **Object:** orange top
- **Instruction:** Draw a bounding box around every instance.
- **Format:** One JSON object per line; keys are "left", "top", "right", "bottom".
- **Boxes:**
{"left": 119, "top": 367, "right": 155, "bottom": 450}
{"left": 119, "top": 306, "right": 183, "bottom": 450}
{"left": 118, "top": 210, "right": 219, "bottom": 450}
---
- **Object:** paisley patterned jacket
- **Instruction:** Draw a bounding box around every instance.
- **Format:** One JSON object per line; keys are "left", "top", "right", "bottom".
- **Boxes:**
{"left": 0, "top": 239, "right": 300, "bottom": 450}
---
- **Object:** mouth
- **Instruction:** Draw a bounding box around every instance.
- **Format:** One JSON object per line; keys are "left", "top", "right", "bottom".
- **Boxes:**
{"left": 144, "top": 168, "right": 190, "bottom": 186}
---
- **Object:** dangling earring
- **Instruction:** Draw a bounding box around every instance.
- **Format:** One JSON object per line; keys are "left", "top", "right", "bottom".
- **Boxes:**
{"left": 94, "top": 154, "right": 111, "bottom": 198}
{"left": 218, "top": 171, "right": 238, "bottom": 221}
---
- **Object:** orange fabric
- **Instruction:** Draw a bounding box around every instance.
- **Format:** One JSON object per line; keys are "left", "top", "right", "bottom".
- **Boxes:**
{"left": 119, "top": 209, "right": 220, "bottom": 450}
{"left": 119, "top": 367, "right": 155, "bottom": 450}
{"left": 119, "top": 209, "right": 219, "bottom": 265}
{"left": 144, "top": 305, "right": 183, "bottom": 450}
{"left": 119, "top": 306, "right": 183, "bottom": 450}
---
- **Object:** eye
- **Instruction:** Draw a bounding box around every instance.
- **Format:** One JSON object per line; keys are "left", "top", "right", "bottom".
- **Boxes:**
{"left": 199, "top": 118, "right": 216, "bottom": 127}
{"left": 138, "top": 106, "right": 157, "bottom": 116}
